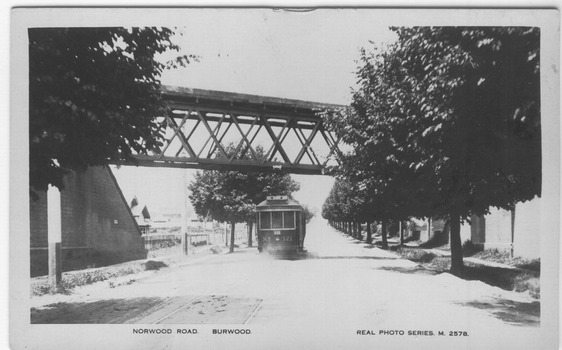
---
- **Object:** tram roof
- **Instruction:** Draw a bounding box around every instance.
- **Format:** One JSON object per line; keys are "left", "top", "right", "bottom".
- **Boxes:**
{"left": 256, "top": 197, "right": 303, "bottom": 211}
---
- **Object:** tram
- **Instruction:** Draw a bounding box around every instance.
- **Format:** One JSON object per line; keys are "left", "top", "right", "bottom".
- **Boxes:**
{"left": 255, "top": 196, "right": 306, "bottom": 253}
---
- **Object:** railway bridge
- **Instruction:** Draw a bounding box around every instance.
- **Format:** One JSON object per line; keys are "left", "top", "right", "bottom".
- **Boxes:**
{"left": 116, "top": 85, "right": 345, "bottom": 174}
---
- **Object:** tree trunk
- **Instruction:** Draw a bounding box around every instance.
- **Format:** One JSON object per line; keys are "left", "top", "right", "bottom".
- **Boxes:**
{"left": 399, "top": 221, "right": 404, "bottom": 246}
{"left": 366, "top": 222, "right": 372, "bottom": 244}
{"left": 230, "top": 221, "right": 236, "bottom": 253}
{"left": 248, "top": 222, "right": 253, "bottom": 247}
{"left": 381, "top": 220, "right": 388, "bottom": 249}
{"left": 449, "top": 212, "right": 463, "bottom": 277}
{"left": 427, "top": 217, "right": 432, "bottom": 241}
{"left": 510, "top": 203, "right": 516, "bottom": 258}
{"left": 224, "top": 222, "right": 229, "bottom": 247}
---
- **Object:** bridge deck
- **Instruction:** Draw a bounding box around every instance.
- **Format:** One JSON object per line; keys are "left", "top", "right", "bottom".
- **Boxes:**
{"left": 162, "top": 85, "right": 343, "bottom": 117}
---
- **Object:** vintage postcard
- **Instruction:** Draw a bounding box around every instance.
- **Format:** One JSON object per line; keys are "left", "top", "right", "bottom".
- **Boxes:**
{"left": 10, "top": 7, "right": 560, "bottom": 350}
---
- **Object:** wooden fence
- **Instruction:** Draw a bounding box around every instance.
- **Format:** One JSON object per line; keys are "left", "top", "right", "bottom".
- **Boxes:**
{"left": 141, "top": 223, "right": 248, "bottom": 251}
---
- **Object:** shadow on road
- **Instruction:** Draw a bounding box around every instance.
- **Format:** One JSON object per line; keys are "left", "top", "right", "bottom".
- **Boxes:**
{"left": 31, "top": 297, "right": 166, "bottom": 324}
{"left": 377, "top": 265, "right": 440, "bottom": 275}
{"left": 31, "top": 294, "right": 263, "bottom": 324}
{"left": 462, "top": 265, "right": 536, "bottom": 292}
{"left": 262, "top": 251, "right": 315, "bottom": 260}
{"left": 456, "top": 299, "right": 540, "bottom": 327}
{"left": 264, "top": 250, "right": 400, "bottom": 262}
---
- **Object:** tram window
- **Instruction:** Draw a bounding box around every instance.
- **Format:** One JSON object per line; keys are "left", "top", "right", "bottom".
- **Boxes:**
{"left": 260, "top": 212, "right": 270, "bottom": 229}
{"left": 271, "top": 212, "right": 283, "bottom": 229}
{"left": 283, "top": 211, "right": 295, "bottom": 228}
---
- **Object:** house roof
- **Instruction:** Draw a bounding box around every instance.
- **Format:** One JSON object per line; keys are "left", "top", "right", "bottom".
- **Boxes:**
{"left": 130, "top": 196, "right": 150, "bottom": 219}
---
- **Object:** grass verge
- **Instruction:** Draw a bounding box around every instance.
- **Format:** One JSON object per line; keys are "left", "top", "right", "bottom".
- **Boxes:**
{"left": 31, "top": 259, "right": 170, "bottom": 296}
{"left": 394, "top": 246, "right": 540, "bottom": 299}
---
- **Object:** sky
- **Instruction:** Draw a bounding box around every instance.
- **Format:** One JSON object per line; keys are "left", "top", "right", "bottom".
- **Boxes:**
{"left": 159, "top": 9, "right": 397, "bottom": 104}
{"left": 112, "top": 9, "right": 399, "bottom": 217}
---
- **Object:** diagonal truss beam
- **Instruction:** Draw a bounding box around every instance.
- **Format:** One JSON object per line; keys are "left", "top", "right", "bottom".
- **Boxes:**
{"left": 293, "top": 121, "right": 321, "bottom": 165}
{"left": 175, "top": 119, "right": 201, "bottom": 157}
{"left": 262, "top": 117, "right": 291, "bottom": 164}
{"left": 321, "top": 129, "right": 343, "bottom": 166}
{"left": 230, "top": 114, "right": 259, "bottom": 162}
{"left": 160, "top": 110, "right": 197, "bottom": 159}
{"left": 196, "top": 111, "right": 228, "bottom": 159}
{"left": 241, "top": 124, "right": 263, "bottom": 159}
{"left": 207, "top": 122, "right": 233, "bottom": 159}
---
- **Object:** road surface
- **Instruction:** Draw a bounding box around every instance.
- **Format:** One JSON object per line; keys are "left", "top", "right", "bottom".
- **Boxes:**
{"left": 30, "top": 218, "right": 542, "bottom": 349}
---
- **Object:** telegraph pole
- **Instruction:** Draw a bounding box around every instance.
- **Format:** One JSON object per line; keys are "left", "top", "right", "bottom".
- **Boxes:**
{"left": 182, "top": 170, "right": 189, "bottom": 256}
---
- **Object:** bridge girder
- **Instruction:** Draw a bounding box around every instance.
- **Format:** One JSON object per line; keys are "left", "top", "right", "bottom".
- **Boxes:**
{"left": 120, "top": 86, "right": 345, "bottom": 175}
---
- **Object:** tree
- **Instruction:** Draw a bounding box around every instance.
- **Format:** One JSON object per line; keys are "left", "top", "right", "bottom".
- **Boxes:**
{"left": 301, "top": 205, "right": 316, "bottom": 224}
{"left": 323, "top": 27, "right": 540, "bottom": 276}
{"left": 188, "top": 144, "right": 300, "bottom": 252}
{"left": 188, "top": 170, "right": 255, "bottom": 252}
{"left": 29, "top": 27, "right": 193, "bottom": 195}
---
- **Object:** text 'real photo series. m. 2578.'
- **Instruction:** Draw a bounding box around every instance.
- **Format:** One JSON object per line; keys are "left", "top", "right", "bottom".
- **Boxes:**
{"left": 14, "top": 8, "right": 559, "bottom": 350}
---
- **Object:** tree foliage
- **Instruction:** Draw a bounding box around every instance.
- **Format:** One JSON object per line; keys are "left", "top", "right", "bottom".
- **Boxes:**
{"left": 322, "top": 27, "right": 541, "bottom": 275}
{"left": 29, "top": 27, "right": 193, "bottom": 193}
{"left": 188, "top": 144, "right": 300, "bottom": 250}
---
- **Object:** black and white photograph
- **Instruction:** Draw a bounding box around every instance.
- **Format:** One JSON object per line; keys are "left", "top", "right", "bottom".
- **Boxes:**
{"left": 9, "top": 7, "right": 560, "bottom": 350}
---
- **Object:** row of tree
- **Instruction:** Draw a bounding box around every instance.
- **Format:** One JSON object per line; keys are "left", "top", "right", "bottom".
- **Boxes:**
{"left": 321, "top": 27, "right": 541, "bottom": 276}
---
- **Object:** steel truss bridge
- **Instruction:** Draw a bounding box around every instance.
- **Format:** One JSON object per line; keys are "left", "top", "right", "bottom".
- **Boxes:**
{"left": 121, "top": 86, "right": 345, "bottom": 175}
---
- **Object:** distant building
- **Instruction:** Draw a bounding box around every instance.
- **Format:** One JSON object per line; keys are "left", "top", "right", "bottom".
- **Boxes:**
{"left": 406, "top": 217, "right": 448, "bottom": 244}
{"left": 464, "top": 198, "right": 541, "bottom": 259}
{"left": 163, "top": 211, "right": 182, "bottom": 221}
{"left": 130, "top": 197, "right": 151, "bottom": 223}
{"left": 130, "top": 196, "right": 151, "bottom": 235}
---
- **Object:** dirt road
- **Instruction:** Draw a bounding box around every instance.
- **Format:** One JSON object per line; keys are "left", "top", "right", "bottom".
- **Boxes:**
{"left": 30, "top": 218, "right": 542, "bottom": 349}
